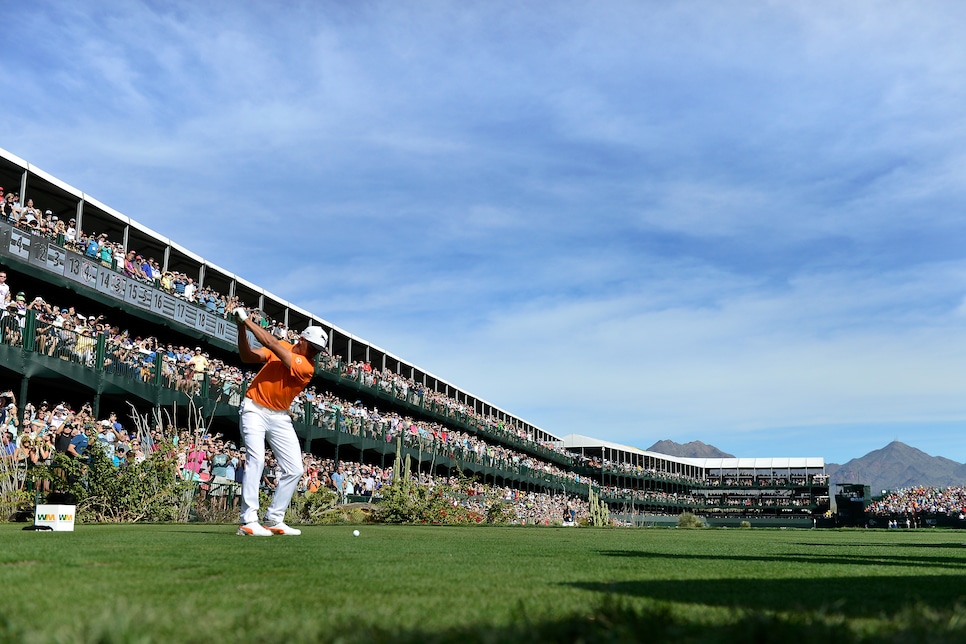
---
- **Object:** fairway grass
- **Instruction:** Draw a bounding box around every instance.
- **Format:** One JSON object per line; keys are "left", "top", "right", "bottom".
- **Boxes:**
{"left": 2, "top": 524, "right": 966, "bottom": 643}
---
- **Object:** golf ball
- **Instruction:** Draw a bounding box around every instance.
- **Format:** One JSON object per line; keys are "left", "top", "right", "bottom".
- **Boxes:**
{"left": 353, "top": 529, "right": 360, "bottom": 537}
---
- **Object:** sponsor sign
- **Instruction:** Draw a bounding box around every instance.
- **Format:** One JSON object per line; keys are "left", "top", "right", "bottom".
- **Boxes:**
{"left": 0, "top": 221, "right": 240, "bottom": 347}
{"left": 34, "top": 504, "right": 76, "bottom": 531}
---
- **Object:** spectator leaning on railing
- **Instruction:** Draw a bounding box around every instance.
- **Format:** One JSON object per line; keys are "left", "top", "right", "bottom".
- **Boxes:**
{"left": 8, "top": 278, "right": 600, "bottom": 492}
{"left": 5, "top": 385, "right": 617, "bottom": 526}
{"left": 7, "top": 230, "right": 578, "bottom": 479}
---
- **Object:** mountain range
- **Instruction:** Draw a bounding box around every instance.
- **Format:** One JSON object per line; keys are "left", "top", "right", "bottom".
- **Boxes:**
{"left": 646, "top": 440, "right": 734, "bottom": 459}
{"left": 647, "top": 439, "right": 966, "bottom": 495}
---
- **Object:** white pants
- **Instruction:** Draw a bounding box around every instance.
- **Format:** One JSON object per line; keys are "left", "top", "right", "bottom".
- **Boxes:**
{"left": 239, "top": 398, "right": 304, "bottom": 525}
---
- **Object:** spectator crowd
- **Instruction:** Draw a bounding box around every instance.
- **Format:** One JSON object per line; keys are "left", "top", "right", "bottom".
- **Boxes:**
{"left": 0, "top": 386, "right": 588, "bottom": 525}
{"left": 0, "top": 269, "right": 594, "bottom": 489}
{"left": 0, "top": 216, "right": 829, "bottom": 524}
{"left": 868, "top": 486, "right": 966, "bottom": 518}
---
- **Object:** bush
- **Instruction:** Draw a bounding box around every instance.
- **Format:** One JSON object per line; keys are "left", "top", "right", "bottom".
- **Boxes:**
{"left": 378, "top": 484, "right": 477, "bottom": 525}
{"left": 375, "top": 480, "right": 428, "bottom": 524}
{"left": 289, "top": 488, "right": 339, "bottom": 523}
{"left": 486, "top": 501, "right": 514, "bottom": 525}
{"left": 317, "top": 505, "right": 374, "bottom": 524}
{"left": 44, "top": 440, "right": 194, "bottom": 523}
{"left": 0, "top": 455, "right": 32, "bottom": 521}
{"left": 677, "top": 512, "right": 705, "bottom": 529}
{"left": 192, "top": 484, "right": 241, "bottom": 524}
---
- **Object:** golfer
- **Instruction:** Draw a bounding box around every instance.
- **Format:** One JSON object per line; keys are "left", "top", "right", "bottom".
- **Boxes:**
{"left": 233, "top": 307, "right": 328, "bottom": 536}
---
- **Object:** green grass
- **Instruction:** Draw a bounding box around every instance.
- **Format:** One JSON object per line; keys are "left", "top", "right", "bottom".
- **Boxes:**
{"left": 3, "top": 524, "right": 966, "bottom": 643}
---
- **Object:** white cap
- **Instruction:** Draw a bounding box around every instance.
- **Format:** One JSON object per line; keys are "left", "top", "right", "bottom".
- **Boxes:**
{"left": 300, "top": 326, "right": 328, "bottom": 351}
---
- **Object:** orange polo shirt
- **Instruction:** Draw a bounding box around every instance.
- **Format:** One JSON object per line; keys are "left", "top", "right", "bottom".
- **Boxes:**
{"left": 245, "top": 342, "right": 315, "bottom": 411}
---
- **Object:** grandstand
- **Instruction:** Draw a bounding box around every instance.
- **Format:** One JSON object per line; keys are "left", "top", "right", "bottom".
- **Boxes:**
{"left": 0, "top": 146, "right": 830, "bottom": 526}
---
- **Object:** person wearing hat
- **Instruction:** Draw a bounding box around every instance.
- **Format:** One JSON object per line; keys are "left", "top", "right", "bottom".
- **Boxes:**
{"left": 51, "top": 216, "right": 66, "bottom": 241}
{"left": 8, "top": 294, "right": 27, "bottom": 345}
{"left": 186, "top": 347, "right": 209, "bottom": 395}
{"left": 96, "top": 419, "right": 118, "bottom": 461}
{"left": 84, "top": 234, "right": 100, "bottom": 259}
{"left": 123, "top": 250, "right": 145, "bottom": 281}
{"left": 232, "top": 306, "right": 328, "bottom": 536}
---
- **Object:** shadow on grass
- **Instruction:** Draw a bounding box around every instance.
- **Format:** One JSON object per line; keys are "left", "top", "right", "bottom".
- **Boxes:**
{"left": 6, "top": 601, "right": 966, "bottom": 644}
{"left": 793, "top": 541, "right": 966, "bottom": 550}
{"left": 564, "top": 575, "right": 966, "bottom": 616}
{"left": 597, "top": 548, "right": 966, "bottom": 570}
{"left": 336, "top": 595, "right": 966, "bottom": 644}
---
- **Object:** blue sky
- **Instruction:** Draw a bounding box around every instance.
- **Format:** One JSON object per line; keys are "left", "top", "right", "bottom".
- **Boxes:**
{"left": 3, "top": 1, "right": 966, "bottom": 464}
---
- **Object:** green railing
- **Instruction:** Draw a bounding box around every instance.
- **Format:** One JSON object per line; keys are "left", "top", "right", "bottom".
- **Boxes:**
{"left": 1, "top": 312, "right": 587, "bottom": 496}
{"left": 600, "top": 492, "right": 823, "bottom": 514}
{"left": 316, "top": 359, "right": 575, "bottom": 468}
{"left": 286, "top": 401, "right": 588, "bottom": 493}
{"left": 602, "top": 465, "right": 830, "bottom": 491}
{"left": 3, "top": 311, "right": 825, "bottom": 513}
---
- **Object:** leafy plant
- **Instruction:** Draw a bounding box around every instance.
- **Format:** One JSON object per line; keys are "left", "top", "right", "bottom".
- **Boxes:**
{"left": 376, "top": 439, "right": 489, "bottom": 525}
{"left": 289, "top": 487, "right": 339, "bottom": 523}
{"left": 0, "top": 452, "right": 29, "bottom": 520}
{"left": 486, "top": 501, "right": 514, "bottom": 524}
{"left": 677, "top": 511, "right": 705, "bottom": 529}
{"left": 49, "top": 440, "right": 194, "bottom": 523}
{"left": 316, "top": 505, "right": 374, "bottom": 524}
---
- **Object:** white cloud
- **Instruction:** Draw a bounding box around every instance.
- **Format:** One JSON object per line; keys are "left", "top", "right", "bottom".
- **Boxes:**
{"left": 6, "top": 0, "right": 966, "bottom": 461}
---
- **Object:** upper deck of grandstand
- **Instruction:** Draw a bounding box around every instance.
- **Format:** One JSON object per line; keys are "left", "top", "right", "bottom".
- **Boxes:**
{"left": 560, "top": 432, "right": 826, "bottom": 481}
{"left": 0, "top": 146, "right": 561, "bottom": 448}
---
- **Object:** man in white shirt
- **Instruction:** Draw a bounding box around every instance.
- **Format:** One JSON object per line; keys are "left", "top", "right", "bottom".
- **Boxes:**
{"left": 0, "top": 272, "right": 10, "bottom": 306}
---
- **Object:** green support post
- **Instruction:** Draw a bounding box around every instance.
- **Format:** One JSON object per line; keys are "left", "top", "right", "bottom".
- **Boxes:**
{"left": 95, "top": 333, "right": 106, "bottom": 372}
{"left": 18, "top": 377, "right": 29, "bottom": 412}
{"left": 23, "top": 310, "right": 36, "bottom": 352}
{"left": 333, "top": 409, "right": 342, "bottom": 464}
{"left": 302, "top": 399, "right": 312, "bottom": 451}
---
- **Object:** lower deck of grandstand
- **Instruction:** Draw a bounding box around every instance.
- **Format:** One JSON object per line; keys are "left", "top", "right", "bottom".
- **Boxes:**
{"left": 1, "top": 254, "right": 830, "bottom": 523}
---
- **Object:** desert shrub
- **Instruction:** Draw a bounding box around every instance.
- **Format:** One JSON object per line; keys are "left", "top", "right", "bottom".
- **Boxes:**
{"left": 0, "top": 455, "right": 32, "bottom": 521}
{"left": 486, "top": 501, "right": 515, "bottom": 524}
{"left": 677, "top": 512, "right": 705, "bottom": 529}
{"left": 317, "top": 505, "right": 374, "bottom": 524}
{"left": 375, "top": 483, "right": 485, "bottom": 525}
{"left": 423, "top": 488, "right": 484, "bottom": 525}
{"left": 376, "top": 479, "right": 429, "bottom": 524}
{"left": 49, "top": 440, "right": 194, "bottom": 523}
{"left": 289, "top": 487, "right": 339, "bottom": 523}
{"left": 588, "top": 484, "right": 611, "bottom": 526}
{"left": 191, "top": 485, "right": 239, "bottom": 524}
{"left": 373, "top": 438, "right": 487, "bottom": 525}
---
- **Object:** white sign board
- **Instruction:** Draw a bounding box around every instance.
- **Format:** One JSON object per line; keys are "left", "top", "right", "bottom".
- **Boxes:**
{"left": 34, "top": 504, "right": 77, "bottom": 531}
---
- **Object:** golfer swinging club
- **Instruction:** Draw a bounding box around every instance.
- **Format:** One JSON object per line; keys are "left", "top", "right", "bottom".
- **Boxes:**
{"left": 233, "top": 307, "right": 328, "bottom": 536}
